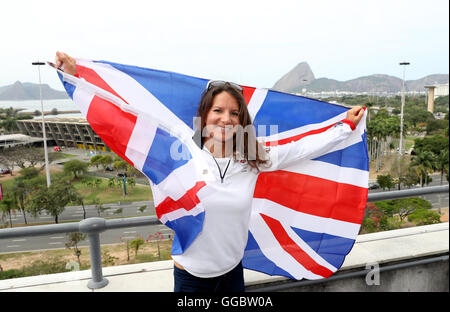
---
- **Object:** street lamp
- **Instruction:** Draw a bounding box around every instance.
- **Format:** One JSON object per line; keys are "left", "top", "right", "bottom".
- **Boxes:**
{"left": 32, "top": 61, "right": 51, "bottom": 187}
{"left": 398, "top": 61, "right": 410, "bottom": 155}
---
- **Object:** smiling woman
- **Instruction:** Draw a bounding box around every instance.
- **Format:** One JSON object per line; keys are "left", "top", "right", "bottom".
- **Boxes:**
{"left": 195, "top": 81, "right": 268, "bottom": 169}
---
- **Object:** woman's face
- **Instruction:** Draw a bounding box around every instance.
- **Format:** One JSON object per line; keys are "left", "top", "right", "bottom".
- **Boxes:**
{"left": 204, "top": 91, "right": 240, "bottom": 145}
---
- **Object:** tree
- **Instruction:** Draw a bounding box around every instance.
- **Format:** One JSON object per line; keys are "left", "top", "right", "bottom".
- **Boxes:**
{"left": 410, "top": 151, "right": 436, "bottom": 187}
{"left": 99, "top": 155, "right": 113, "bottom": 170}
{"left": 412, "top": 135, "right": 448, "bottom": 157}
{"left": 376, "top": 174, "right": 394, "bottom": 191}
{"left": 138, "top": 205, "right": 147, "bottom": 214}
{"left": 89, "top": 155, "right": 103, "bottom": 169}
{"left": 65, "top": 232, "right": 87, "bottom": 267}
{"left": 69, "top": 190, "right": 87, "bottom": 220}
{"left": 120, "top": 237, "right": 131, "bottom": 261}
{"left": 147, "top": 232, "right": 164, "bottom": 260}
{"left": 113, "top": 159, "right": 128, "bottom": 172}
{"left": 63, "top": 159, "right": 88, "bottom": 179}
{"left": 0, "top": 198, "right": 16, "bottom": 228}
{"left": 27, "top": 177, "right": 74, "bottom": 223}
{"left": 435, "top": 149, "right": 449, "bottom": 185}
{"left": 390, "top": 156, "right": 410, "bottom": 190}
{"left": 127, "top": 177, "right": 136, "bottom": 188}
{"left": 376, "top": 197, "right": 432, "bottom": 223}
{"left": 92, "top": 199, "right": 108, "bottom": 216}
{"left": 129, "top": 237, "right": 145, "bottom": 258}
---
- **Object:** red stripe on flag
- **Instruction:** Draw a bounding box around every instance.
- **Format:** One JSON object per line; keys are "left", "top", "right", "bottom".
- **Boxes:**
{"left": 155, "top": 181, "right": 206, "bottom": 219}
{"left": 76, "top": 64, "right": 128, "bottom": 105}
{"left": 254, "top": 171, "right": 367, "bottom": 224}
{"left": 241, "top": 86, "right": 256, "bottom": 106}
{"left": 260, "top": 213, "right": 334, "bottom": 278}
{"left": 265, "top": 122, "right": 338, "bottom": 146}
{"left": 87, "top": 95, "right": 136, "bottom": 165}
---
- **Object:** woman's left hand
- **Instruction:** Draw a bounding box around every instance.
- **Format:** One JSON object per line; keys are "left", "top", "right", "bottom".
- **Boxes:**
{"left": 346, "top": 106, "right": 365, "bottom": 127}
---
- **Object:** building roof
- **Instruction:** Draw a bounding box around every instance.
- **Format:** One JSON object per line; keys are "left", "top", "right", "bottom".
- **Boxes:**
{"left": 19, "top": 116, "right": 88, "bottom": 124}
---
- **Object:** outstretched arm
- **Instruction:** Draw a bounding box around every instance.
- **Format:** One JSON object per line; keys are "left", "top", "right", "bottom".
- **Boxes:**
{"left": 262, "top": 106, "right": 366, "bottom": 171}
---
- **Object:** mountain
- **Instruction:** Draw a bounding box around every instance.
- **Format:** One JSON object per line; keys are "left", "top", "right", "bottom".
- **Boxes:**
{"left": 272, "top": 62, "right": 315, "bottom": 91}
{"left": 272, "top": 63, "right": 449, "bottom": 94}
{"left": 0, "top": 81, "right": 68, "bottom": 100}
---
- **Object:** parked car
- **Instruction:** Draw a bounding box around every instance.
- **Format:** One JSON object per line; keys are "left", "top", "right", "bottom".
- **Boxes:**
{"left": 368, "top": 182, "right": 380, "bottom": 190}
{"left": 105, "top": 166, "right": 114, "bottom": 171}
{"left": 53, "top": 146, "right": 62, "bottom": 152}
{"left": 0, "top": 168, "right": 11, "bottom": 175}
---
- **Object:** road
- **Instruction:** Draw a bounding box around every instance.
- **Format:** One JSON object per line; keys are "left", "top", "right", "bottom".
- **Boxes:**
{"left": 0, "top": 200, "right": 176, "bottom": 254}
{"left": 0, "top": 223, "right": 174, "bottom": 254}
{"left": 8, "top": 200, "right": 156, "bottom": 225}
{"left": 1, "top": 177, "right": 448, "bottom": 254}
{"left": 369, "top": 174, "right": 449, "bottom": 210}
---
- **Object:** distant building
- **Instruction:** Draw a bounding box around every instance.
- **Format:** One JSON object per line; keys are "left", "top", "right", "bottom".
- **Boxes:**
{"left": 0, "top": 133, "right": 46, "bottom": 150}
{"left": 16, "top": 117, "right": 111, "bottom": 152}
{"left": 424, "top": 83, "right": 449, "bottom": 113}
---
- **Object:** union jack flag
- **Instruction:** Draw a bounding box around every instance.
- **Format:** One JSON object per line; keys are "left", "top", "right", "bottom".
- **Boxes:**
{"left": 55, "top": 59, "right": 368, "bottom": 280}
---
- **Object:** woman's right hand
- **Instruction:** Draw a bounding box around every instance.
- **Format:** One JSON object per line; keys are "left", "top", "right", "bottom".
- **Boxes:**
{"left": 55, "top": 51, "right": 77, "bottom": 76}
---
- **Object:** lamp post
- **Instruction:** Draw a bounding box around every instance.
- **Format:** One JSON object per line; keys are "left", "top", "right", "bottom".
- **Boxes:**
{"left": 32, "top": 61, "right": 51, "bottom": 187}
{"left": 398, "top": 61, "right": 410, "bottom": 155}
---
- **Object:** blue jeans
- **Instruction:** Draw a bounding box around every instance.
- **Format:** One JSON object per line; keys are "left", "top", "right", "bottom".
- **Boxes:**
{"left": 173, "top": 262, "right": 245, "bottom": 292}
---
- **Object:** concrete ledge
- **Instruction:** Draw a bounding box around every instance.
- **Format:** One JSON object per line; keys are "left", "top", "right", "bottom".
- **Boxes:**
{"left": 0, "top": 222, "right": 448, "bottom": 292}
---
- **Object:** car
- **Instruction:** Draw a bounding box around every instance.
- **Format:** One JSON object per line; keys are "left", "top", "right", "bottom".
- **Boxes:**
{"left": 53, "top": 146, "right": 61, "bottom": 152}
{"left": 0, "top": 168, "right": 11, "bottom": 175}
{"left": 368, "top": 182, "right": 380, "bottom": 190}
{"left": 105, "top": 166, "right": 114, "bottom": 171}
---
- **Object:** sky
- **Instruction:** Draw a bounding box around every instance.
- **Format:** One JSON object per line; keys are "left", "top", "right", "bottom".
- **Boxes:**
{"left": 1, "top": 0, "right": 448, "bottom": 91}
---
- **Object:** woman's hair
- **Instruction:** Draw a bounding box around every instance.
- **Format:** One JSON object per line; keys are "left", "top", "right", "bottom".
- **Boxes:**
{"left": 195, "top": 82, "right": 268, "bottom": 170}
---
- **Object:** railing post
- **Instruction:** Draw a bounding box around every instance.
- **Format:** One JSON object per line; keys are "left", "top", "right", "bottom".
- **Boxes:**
{"left": 79, "top": 218, "right": 108, "bottom": 289}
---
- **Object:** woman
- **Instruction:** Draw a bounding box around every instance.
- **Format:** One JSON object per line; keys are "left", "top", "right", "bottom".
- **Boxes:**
{"left": 55, "top": 52, "right": 364, "bottom": 292}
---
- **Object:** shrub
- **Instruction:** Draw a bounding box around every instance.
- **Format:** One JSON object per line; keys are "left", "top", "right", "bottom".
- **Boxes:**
{"left": 361, "top": 217, "right": 377, "bottom": 233}
{"left": 408, "top": 208, "right": 441, "bottom": 226}
{"left": 0, "top": 269, "right": 27, "bottom": 280}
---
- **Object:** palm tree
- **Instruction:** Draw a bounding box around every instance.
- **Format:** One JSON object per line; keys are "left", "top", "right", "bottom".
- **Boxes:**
{"left": 0, "top": 198, "right": 16, "bottom": 228}
{"left": 410, "top": 151, "right": 436, "bottom": 187}
{"left": 435, "top": 149, "right": 449, "bottom": 185}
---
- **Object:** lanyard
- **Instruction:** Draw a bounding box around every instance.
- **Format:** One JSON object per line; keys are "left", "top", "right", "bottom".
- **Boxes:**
{"left": 211, "top": 156, "right": 231, "bottom": 183}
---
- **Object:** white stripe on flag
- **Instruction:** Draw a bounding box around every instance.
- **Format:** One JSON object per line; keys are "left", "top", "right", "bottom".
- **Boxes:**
{"left": 152, "top": 158, "right": 202, "bottom": 205}
{"left": 252, "top": 199, "right": 361, "bottom": 239}
{"left": 70, "top": 78, "right": 93, "bottom": 118}
{"left": 247, "top": 89, "right": 268, "bottom": 121}
{"left": 281, "top": 222, "right": 338, "bottom": 272}
{"left": 125, "top": 114, "right": 157, "bottom": 171}
{"left": 285, "top": 159, "right": 369, "bottom": 188}
{"left": 77, "top": 60, "right": 192, "bottom": 136}
{"left": 159, "top": 203, "right": 204, "bottom": 224}
{"left": 261, "top": 112, "right": 347, "bottom": 142}
{"left": 249, "top": 213, "right": 322, "bottom": 280}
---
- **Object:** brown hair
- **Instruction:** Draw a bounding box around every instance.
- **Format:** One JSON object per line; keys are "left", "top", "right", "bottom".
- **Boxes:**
{"left": 195, "top": 83, "right": 268, "bottom": 170}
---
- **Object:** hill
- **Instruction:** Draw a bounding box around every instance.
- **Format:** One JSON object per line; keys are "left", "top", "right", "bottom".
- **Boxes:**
{"left": 0, "top": 81, "right": 68, "bottom": 100}
{"left": 273, "top": 63, "right": 449, "bottom": 94}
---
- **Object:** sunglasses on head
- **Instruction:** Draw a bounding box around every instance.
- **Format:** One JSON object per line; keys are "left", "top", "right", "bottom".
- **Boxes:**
{"left": 206, "top": 80, "right": 243, "bottom": 93}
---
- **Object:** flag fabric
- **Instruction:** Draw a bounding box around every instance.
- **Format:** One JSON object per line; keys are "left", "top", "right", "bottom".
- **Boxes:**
{"left": 55, "top": 59, "right": 368, "bottom": 280}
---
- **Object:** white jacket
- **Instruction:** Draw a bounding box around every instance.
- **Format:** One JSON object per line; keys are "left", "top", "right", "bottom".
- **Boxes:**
{"left": 171, "top": 121, "right": 354, "bottom": 278}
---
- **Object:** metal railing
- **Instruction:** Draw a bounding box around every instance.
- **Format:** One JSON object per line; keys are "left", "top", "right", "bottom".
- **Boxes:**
{"left": 0, "top": 184, "right": 448, "bottom": 289}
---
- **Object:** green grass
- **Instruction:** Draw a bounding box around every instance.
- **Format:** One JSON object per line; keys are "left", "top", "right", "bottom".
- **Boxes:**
{"left": 49, "top": 152, "right": 78, "bottom": 160}
{"left": 72, "top": 175, "right": 153, "bottom": 204}
{"left": 0, "top": 172, "right": 153, "bottom": 206}
{"left": 405, "top": 136, "right": 416, "bottom": 151}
